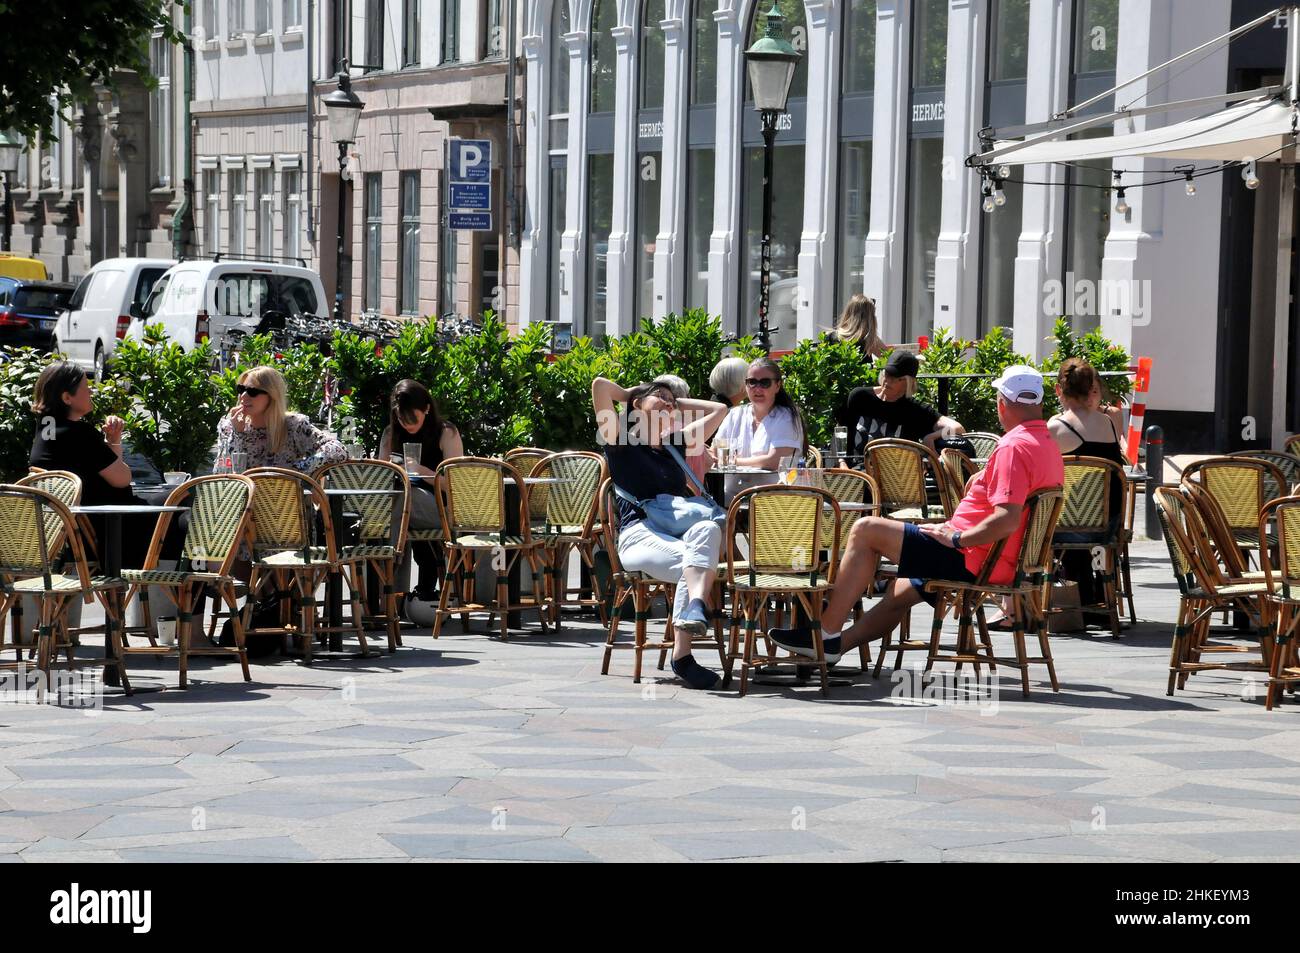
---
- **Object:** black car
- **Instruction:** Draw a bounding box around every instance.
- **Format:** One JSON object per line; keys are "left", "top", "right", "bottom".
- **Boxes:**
{"left": 0, "top": 277, "right": 75, "bottom": 350}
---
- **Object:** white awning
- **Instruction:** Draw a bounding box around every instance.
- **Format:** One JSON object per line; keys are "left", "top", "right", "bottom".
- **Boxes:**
{"left": 972, "top": 96, "right": 1300, "bottom": 167}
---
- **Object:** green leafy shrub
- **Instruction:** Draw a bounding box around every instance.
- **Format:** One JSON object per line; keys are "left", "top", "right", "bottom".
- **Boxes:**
{"left": 777, "top": 335, "right": 878, "bottom": 448}
{"left": 1039, "top": 318, "right": 1133, "bottom": 417}
{"left": 0, "top": 347, "right": 48, "bottom": 481}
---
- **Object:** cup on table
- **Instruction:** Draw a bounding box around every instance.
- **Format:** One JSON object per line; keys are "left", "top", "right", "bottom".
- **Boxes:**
{"left": 403, "top": 442, "right": 422, "bottom": 473}
{"left": 231, "top": 452, "right": 248, "bottom": 474}
{"left": 163, "top": 471, "right": 190, "bottom": 485}
{"left": 156, "top": 616, "right": 177, "bottom": 647}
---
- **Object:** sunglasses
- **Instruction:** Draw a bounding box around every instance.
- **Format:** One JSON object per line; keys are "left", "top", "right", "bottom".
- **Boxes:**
{"left": 745, "top": 377, "right": 776, "bottom": 389}
{"left": 235, "top": 385, "right": 267, "bottom": 398}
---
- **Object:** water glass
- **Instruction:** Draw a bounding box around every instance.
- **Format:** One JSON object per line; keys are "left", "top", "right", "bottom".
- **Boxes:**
{"left": 403, "top": 442, "right": 423, "bottom": 473}
{"left": 714, "top": 438, "right": 731, "bottom": 471}
{"left": 231, "top": 452, "right": 248, "bottom": 474}
{"left": 833, "top": 426, "right": 848, "bottom": 464}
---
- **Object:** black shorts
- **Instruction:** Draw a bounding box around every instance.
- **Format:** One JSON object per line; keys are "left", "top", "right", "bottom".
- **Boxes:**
{"left": 896, "top": 522, "right": 976, "bottom": 605}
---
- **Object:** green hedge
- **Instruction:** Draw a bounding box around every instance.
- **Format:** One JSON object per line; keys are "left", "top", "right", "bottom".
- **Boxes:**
{"left": 0, "top": 312, "right": 1130, "bottom": 481}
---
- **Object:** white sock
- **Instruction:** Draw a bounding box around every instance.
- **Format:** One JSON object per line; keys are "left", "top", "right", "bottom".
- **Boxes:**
{"left": 821, "top": 627, "right": 841, "bottom": 644}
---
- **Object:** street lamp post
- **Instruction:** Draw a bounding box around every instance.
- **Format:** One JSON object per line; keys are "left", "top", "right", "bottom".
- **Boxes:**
{"left": 0, "top": 130, "right": 23, "bottom": 254}
{"left": 744, "top": 3, "right": 800, "bottom": 353}
{"left": 321, "top": 67, "right": 364, "bottom": 323}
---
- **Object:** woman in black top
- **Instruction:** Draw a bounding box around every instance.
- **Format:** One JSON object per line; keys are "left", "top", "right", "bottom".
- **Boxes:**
{"left": 835, "top": 350, "right": 965, "bottom": 455}
{"left": 1048, "top": 358, "right": 1127, "bottom": 622}
{"left": 29, "top": 360, "right": 180, "bottom": 569}
{"left": 379, "top": 379, "right": 464, "bottom": 599}
{"left": 593, "top": 376, "right": 728, "bottom": 689}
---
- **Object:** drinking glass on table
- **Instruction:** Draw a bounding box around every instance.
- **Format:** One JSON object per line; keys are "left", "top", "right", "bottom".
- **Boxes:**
{"left": 231, "top": 452, "right": 248, "bottom": 474}
{"left": 403, "top": 442, "right": 423, "bottom": 474}
{"left": 714, "top": 437, "right": 731, "bottom": 471}
{"left": 778, "top": 454, "right": 796, "bottom": 485}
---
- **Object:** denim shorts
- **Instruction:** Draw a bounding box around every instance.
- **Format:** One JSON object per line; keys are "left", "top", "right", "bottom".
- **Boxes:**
{"left": 895, "top": 522, "right": 976, "bottom": 606}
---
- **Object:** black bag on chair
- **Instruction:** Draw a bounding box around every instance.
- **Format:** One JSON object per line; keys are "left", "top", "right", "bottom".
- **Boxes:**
{"left": 218, "top": 598, "right": 287, "bottom": 659}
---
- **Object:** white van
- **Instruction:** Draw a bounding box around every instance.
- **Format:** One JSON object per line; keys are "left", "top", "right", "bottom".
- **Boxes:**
{"left": 54, "top": 258, "right": 174, "bottom": 379}
{"left": 128, "top": 258, "right": 327, "bottom": 352}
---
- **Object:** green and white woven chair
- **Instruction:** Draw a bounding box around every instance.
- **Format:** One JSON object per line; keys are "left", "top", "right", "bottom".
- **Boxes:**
{"left": 0, "top": 483, "right": 132, "bottom": 696}
{"left": 120, "top": 474, "right": 255, "bottom": 689}
{"left": 431, "top": 456, "right": 548, "bottom": 641}
{"left": 530, "top": 451, "right": 607, "bottom": 630}
{"left": 963, "top": 432, "right": 1001, "bottom": 462}
{"left": 317, "top": 458, "right": 410, "bottom": 653}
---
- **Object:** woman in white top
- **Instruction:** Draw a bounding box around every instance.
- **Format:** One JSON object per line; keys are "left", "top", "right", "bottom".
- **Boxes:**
{"left": 712, "top": 357, "right": 806, "bottom": 469}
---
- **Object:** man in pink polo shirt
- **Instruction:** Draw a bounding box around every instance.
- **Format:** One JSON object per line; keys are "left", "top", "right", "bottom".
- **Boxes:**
{"left": 770, "top": 365, "right": 1064, "bottom": 664}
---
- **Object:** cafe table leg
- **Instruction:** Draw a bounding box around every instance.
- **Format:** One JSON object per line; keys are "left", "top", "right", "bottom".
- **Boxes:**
{"left": 327, "top": 497, "right": 346, "bottom": 651}
{"left": 506, "top": 484, "right": 522, "bottom": 630}
{"left": 103, "top": 514, "right": 123, "bottom": 688}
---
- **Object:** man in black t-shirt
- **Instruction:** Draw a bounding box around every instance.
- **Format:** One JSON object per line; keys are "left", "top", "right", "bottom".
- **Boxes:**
{"left": 835, "top": 350, "right": 965, "bottom": 454}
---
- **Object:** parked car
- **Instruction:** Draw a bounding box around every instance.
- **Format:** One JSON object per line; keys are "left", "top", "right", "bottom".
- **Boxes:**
{"left": 0, "top": 277, "right": 75, "bottom": 351}
{"left": 0, "top": 253, "right": 49, "bottom": 281}
{"left": 54, "top": 257, "right": 174, "bottom": 379}
{"left": 128, "top": 258, "right": 327, "bottom": 354}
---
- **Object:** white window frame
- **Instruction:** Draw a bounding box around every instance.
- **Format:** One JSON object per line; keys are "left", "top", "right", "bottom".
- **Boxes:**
{"left": 254, "top": 0, "right": 272, "bottom": 35}
{"left": 150, "top": 31, "right": 172, "bottom": 188}
{"left": 227, "top": 0, "right": 246, "bottom": 38}
{"left": 283, "top": 169, "right": 302, "bottom": 261}
{"left": 283, "top": 0, "right": 302, "bottom": 32}
{"left": 228, "top": 169, "right": 247, "bottom": 255}
{"left": 203, "top": 167, "right": 222, "bottom": 255}
{"left": 255, "top": 167, "right": 274, "bottom": 257}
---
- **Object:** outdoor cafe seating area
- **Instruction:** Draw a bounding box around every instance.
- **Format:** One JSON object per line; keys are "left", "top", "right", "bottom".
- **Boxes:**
{"left": 3, "top": 433, "right": 1300, "bottom": 709}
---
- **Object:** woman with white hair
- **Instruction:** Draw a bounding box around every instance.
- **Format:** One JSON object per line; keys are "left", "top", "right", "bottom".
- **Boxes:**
{"left": 708, "top": 357, "right": 749, "bottom": 407}
{"left": 214, "top": 366, "right": 347, "bottom": 474}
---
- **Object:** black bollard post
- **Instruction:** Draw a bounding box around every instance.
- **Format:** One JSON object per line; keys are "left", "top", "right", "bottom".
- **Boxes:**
{"left": 1144, "top": 424, "right": 1164, "bottom": 540}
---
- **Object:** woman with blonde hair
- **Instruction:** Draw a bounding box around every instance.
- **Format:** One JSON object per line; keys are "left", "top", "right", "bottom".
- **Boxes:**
{"left": 214, "top": 366, "right": 346, "bottom": 473}
{"left": 829, "top": 294, "right": 886, "bottom": 360}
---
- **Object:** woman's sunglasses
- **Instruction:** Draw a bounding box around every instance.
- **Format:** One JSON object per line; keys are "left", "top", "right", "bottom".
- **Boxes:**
{"left": 236, "top": 385, "right": 267, "bottom": 398}
{"left": 745, "top": 377, "right": 776, "bottom": 389}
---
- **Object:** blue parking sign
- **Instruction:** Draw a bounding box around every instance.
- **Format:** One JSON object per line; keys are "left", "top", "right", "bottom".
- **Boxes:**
{"left": 449, "top": 182, "right": 491, "bottom": 210}
{"left": 449, "top": 139, "right": 491, "bottom": 183}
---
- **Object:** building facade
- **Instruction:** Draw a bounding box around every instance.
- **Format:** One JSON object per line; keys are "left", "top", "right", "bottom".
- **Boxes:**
{"left": 518, "top": 0, "right": 1299, "bottom": 451}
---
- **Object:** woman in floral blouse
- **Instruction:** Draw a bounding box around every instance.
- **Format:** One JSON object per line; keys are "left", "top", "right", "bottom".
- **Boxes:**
{"left": 214, "top": 366, "right": 347, "bottom": 473}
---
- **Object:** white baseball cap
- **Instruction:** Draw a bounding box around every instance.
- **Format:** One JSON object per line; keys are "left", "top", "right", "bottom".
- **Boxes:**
{"left": 991, "top": 365, "right": 1044, "bottom": 404}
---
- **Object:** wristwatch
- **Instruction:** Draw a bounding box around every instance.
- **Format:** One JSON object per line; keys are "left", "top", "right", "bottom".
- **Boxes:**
{"left": 951, "top": 530, "right": 964, "bottom": 551}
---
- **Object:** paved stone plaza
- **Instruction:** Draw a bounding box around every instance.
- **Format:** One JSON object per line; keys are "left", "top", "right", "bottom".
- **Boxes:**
{"left": 1, "top": 535, "right": 1297, "bottom": 864}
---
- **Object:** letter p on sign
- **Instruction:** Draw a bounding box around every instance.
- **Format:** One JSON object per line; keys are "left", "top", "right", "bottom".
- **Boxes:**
{"left": 458, "top": 144, "right": 483, "bottom": 179}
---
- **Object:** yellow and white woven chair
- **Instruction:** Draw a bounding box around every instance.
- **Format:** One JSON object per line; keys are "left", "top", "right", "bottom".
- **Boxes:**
{"left": 865, "top": 438, "right": 950, "bottom": 524}
{"left": 1053, "top": 455, "right": 1126, "bottom": 638}
{"left": 1182, "top": 456, "right": 1285, "bottom": 560}
{"left": 1260, "top": 495, "right": 1300, "bottom": 709}
{"left": 530, "top": 451, "right": 607, "bottom": 630}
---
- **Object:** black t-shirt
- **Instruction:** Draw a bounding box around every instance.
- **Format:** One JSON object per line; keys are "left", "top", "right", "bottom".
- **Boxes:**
{"left": 30, "top": 418, "right": 134, "bottom": 506}
{"left": 836, "top": 387, "right": 940, "bottom": 452}
{"left": 605, "top": 442, "right": 689, "bottom": 529}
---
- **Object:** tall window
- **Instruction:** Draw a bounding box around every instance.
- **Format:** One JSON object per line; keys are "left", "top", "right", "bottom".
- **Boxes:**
{"left": 836, "top": 0, "right": 875, "bottom": 311}
{"left": 398, "top": 172, "right": 421, "bottom": 314}
{"left": 547, "top": 1, "right": 569, "bottom": 324}
{"left": 366, "top": 0, "right": 384, "bottom": 70}
{"left": 228, "top": 170, "right": 246, "bottom": 255}
{"left": 911, "top": 0, "right": 947, "bottom": 87}
{"left": 441, "top": 172, "right": 458, "bottom": 316}
{"left": 283, "top": 169, "right": 302, "bottom": 260}
{"left": 1075, "top": 0, "right": 1118, "bottom": 74}
{"left": 255, "top": 168, "right": 273, "bottom": 257}
{"left": 204, "top": 170, "right": 221, "bottom": 255}
{"left": 364, "top": 173, "right": 382, "bottom": 312}
{"left": 149, "top": 32, "right": 172, "bottom": 188}
{"left": 903, "top": 0, "right": 947, "bottom": 342}
{"left": 989, "top": 0, "right": 1030, "bottom": 81}
{"left": 283, "top": 0, "right": 302, "bottom": 30}
{"left": 442, "top": 0, "right": 459, "bottom": 63}
{"left": 589, "top": 0, "right": 615, "bottom": 112}
{"left": 228, "top": 0, "right": 246, "bottom": 38}
{"left": 691, "top": 0, "right": 718, "bottom": 105}
{"left": 639, "top": 0, "right": 666, "bottom": 111}
{"left": 843, "top": 0, "right": 876, "bottom": 93}
{"left": 403, "top": 0, "right": 420, "bottom": 66}
{"left": 634, "top": 0, "right": 666, "bottom": 323}
{"left": 203, "top": 0, "right": 219, "bottom": 40}
{"left": 332, "top": 0, "right": 348, "bottom": 70}
{"left": 486, "top": 0, "right": 504, "bottom": 58}
{"left": 684, "top": 148, "right": 713, "bottom": 311}
{"left": 255, "top": 0, "right": 272, "bottom": 34}
{"left": 585, "top": 0, "right": 617, "bottom": 334}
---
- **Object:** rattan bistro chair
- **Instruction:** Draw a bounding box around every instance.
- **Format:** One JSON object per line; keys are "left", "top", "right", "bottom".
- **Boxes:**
{"left": 1153, "top": 486, "right": 1274, "bottom": 697}
{"left": 938, "top": 448, "right": 977, "bottom": 517}
{"left": 924, "top": 487, "right": 1065, "bottom": 698}
{"left": 1182, "top": 457, "right": 1285, "bottom": 557}
{"left": 597, "top": 479, "right": 726, "bottom": 682}
{"left": 530, "top": 451, "right": 607, "bottom": 629}
{"left": 1229, "top": 450, "right": 1300, "bottom": 500}
{"left": 8, "top": 470, "right": 84, "bottom": 653}
{"left": 0, "top": 484, "right": 133, "bottom": 695}
{"left": 317, "top": 459, "right": 410, "bottom": 652}
{"left": 963, "top": 432, "right": 1001, "bottom": 460}
{"left": 722, "top": 484, "right": 841, "bottom": 697}
{"left": 244, "top": 467, "right": 370, "bottom": 663}
{"left": 118, "top": 475, "right": 255, "bottom": 689}
{"left": 1053, "top": 456, "right": 1126, "bottom": 638}
{"left": 1260, "top": 495, "right": 1300, "bottom": 709}
{"left": 865, "top": 438, "right": 950, "bottom": 523}
{"left": 431, "top": 456, "right": 549, "bottom": 640}
{"left": 1284, "top": 435, "right": 1300, "bottom": 459}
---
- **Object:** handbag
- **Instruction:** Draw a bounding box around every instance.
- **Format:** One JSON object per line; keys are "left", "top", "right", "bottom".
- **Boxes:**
{"left": 616, "top": 443, "right": 726, "bottom": 538}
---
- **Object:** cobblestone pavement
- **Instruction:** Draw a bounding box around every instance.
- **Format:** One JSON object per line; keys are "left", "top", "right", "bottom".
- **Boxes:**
{"left": 0, "top": 538, "right": 1297, "bottom": 863}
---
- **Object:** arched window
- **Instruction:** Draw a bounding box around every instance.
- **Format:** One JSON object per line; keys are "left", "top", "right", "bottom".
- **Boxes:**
{"left": 585, "top": 0, "right": 618, "bottom": 335}
{"left": 835, "top": 0, "right": 875, "bottom": 313}
{"left": 634, "top": 0, "right": 667, "bottom": 324}
{"left": 738, "top": 0, "right": 808, "bottom": 350}
{"left": 548, "top": 0, "right": 571, "bottom": 326}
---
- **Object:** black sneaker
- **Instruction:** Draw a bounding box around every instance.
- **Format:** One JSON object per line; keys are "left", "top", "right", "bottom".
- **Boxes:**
{"left": 769, "top": 626, "right": 843, "bottom": 665}
{"left": 670, "top": 654, "right": 720, "bottom": 690}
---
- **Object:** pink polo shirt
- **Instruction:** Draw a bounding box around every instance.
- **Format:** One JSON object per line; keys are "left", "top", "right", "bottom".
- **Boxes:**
{"left": 948, "top": 419, "right": 1064, "bottom": 585}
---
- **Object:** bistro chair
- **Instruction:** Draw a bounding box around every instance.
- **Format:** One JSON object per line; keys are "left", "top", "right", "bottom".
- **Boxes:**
{"left": 530, "top": 451, "right": 607, "bottom": 630}
{"left": 505, "top": 447, "right": 553, "bottom": 526}
{"left": 864, "top": 438, "right": 950, "bottom": 523}
{"left": 1284, "top": 434, "right": 1300, "bottom": 459}
{"left": 118, "top": 475, "right": 254, "bottom": 689}
{"left": 596, "top": 479, "right": 725, "bottom": 683}
{"left": 924, "top": 487, "right": 1065, "bottom": 698}
{"left": 1152, "top": 486, "right": 1274, "bottom": 697}
{"left": 1052, "top": 456, "right": 1126, "bottom": 637}
{"left": 8, "top": 470, "right": 85, "bottom": 653}
{"left": 721, "top": 484, "right": 841, "bottom": 697}
{"left": 317, "top": 458, "right": 411, "bottom": 653}
{"left": 938, "top": 448, "right": 977, "bottom": 517}
{"left": 805, "top": 447, "right": 823, "bottom": 468}
{"left": 244, "top": 467, "right": 370, "bottom": 664}
{"left": 431, "top": 456, "right": 548, "bottom": 641}
{"left": 1228, "top": 449, "right": 1300, "bottom": 499}
{"left": 1259, "top": 495, "right": 1300, "bottom": 709}
{"left": 0, "top": 484, "right": 132, "bottom": 696}
{"left": 1181, "top": 456, "right": 1285, "bottom": 559}
{"left": 963, "top": 432, "right": 1001, "bottom": 461}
